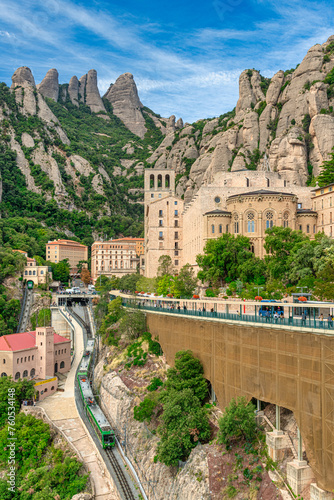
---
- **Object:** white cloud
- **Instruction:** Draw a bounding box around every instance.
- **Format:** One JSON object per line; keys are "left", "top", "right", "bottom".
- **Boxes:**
{"left": 0, "top": 0, "right": 333, "bottom": 121}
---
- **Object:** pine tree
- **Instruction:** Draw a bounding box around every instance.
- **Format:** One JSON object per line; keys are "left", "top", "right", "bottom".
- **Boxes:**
{"left": 318, "top": 148, "right": 334, "bottom": 187}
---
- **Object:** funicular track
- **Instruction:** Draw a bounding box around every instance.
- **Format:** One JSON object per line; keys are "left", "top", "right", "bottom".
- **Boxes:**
{"left": 105, "top": 449, "right": 136, "bottom": 500}
{"left": 68, "top": 305, "right": 138, "bottom": 500}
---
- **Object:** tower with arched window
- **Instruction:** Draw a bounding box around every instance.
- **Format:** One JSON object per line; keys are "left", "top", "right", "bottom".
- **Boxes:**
{"left": 144, "top": 169, "right": 184, "bottom": 277}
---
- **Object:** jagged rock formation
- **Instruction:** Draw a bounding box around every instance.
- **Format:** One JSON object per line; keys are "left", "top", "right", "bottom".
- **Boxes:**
{"left": 11, "top": 66, "right": 35, "bottom": 87}
{"left": 68, "top": 76, "right": 79, "bottom": 106}
{"left": 37, "top": 69, "right": 59, "bottom": 101}
{"left": 104, "top": 72, "right": 147, "bottom": 138}
{"left": 148, "top": 35, "right": 334, "bottom": 202}
{"left": 81, "top": 69, "right": 107, "bottom": 114}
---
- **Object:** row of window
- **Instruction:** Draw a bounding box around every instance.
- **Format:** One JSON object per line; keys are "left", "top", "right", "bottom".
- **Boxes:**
{"left": 314, "top": 196, "right": 333, "bottom": 209}
{"left": 55, "top": 349, "right": 66, "bottom": 355}
{"left": 159, "top": 220, "right": 179, "bottom": 227}
{"left": 24, "top": 270, "right": 45, "bottom": 276}
{"left": 16, "top": 355, "right": 34, "bottom": 364}
{"left": 211, "top": 221, "right": 317, "bottom": 235}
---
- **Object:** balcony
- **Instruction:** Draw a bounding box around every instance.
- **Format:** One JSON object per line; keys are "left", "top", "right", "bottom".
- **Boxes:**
{"left": 159, "top": 236, "right": 164, "bottom": 240}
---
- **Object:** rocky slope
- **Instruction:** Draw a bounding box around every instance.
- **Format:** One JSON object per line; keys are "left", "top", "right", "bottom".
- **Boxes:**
{"left": 148, "top": 35, "right": 334, "bottom": 203}
{"left": 1, "top": 36, "right": 334, "bottom": 243}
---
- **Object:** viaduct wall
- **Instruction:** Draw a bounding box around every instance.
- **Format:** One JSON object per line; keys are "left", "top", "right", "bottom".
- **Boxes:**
{"left": 146, "top": 312, "right": 334, "bottom": 491}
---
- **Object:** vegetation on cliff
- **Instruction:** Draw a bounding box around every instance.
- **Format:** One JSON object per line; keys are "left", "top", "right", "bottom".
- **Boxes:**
{"left": 0, "top": 413, "right": 88, "bottom": 499}
{"left": 196, "top": 229, "right": 334, "bottom": 300}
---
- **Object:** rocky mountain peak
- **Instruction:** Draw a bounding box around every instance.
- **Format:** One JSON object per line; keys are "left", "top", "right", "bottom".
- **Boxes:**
{"left": 11, "top": 66, "right": 35, "bottom": 88}
{"left": 85, "top": 69, "right": 107, "bottom": 114}
{"left": 68, "top": 76, "right": 79, "bottom": 106}
{"left": 104, "top": 72, "right": 147, "bottom": 138}
{"left": 37, "top": 68, "right": 59, "bottom": 101}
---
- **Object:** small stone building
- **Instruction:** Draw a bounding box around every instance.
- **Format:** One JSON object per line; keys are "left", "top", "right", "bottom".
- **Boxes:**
{"left": 0, "top": 327, "right": 71, "bottom": 401}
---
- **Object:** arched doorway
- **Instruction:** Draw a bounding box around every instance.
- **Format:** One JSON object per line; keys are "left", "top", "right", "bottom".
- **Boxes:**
{"left": 55, "top": 362, "right": 58, "bottom": 373}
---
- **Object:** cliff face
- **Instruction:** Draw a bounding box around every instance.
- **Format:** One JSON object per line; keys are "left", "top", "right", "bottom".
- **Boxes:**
{"left": 148, "top": 35, "right": 334, "bottom": 203}
{"left": 1, "top": 35, "right": 334, "bottom": 238}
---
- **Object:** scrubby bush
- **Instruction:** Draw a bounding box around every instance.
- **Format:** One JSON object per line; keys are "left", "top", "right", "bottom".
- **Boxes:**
{"left": 217, "top": 397, "right": 258, "bottom": 448}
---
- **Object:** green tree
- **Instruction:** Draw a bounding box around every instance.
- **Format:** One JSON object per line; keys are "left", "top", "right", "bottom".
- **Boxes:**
{"left": 164, "top": 350, "right": 208, "bottom": 402}
{"left": 0, "top": 247, "right": 26, "bottom": 284}
{"left": 317, "top": 148, "right": 334, "bottom": 186}
{"left": 48, "top": 259, "right": 70, "bottom": 283}
{"left": 106, "top": 296, "right": 124, "bottom": 323}
{"left": 119, "top": 309, "right": 146, "bottom": 339}
{"left": 196, "top": 234, "right": 253, "bottom": 285}
{"left": 156, "top": 274, "right": 177, "bottom": 296}
{"left": 118, "top": 273, "right": 141, "bottom": 292}
{"left": 155, "top": 388, "right": 211, "bottom": 466}
{"left": 174, "top": 264, "right": 198, "bottom": 297}
{"left": 0, "top": 377, "right": 35, "bottom": 427}
{"left": 264, "top": 227, "right": 307, "bottom": 279}
{"left": 217, "top": 397, "right": 258, "bottom": 448}
{"left": 157, "top": 255, "right": 174, "bottom": 276}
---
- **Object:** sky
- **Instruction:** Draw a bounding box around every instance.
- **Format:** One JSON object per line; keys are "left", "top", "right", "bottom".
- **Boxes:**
{"left": 0, "top": 0, "right": 334, "bottom": 122}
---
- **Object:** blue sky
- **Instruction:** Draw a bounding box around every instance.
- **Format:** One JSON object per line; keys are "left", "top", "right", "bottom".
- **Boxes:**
{"left": 0, "top": 0, "right": 333, "bottom": 122}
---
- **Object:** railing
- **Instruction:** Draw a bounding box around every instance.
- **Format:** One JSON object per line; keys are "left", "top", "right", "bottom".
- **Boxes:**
{"left": 121, "top": 299, "right": 334, "bottom": 333}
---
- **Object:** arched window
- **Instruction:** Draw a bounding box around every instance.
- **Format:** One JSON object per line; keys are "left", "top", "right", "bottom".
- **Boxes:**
{"left": 219, "top": 224, "right": 222, "bottom": 233}
{"left": 22, "top": 370, "right": 28, "bottom": 378}
{"left": 51, "top": 386, "right": 55, "bottom": 391}
{"left": 15, "top": 372, "right": 20, "bottom": 380}
{"left": 150, "top": 174, "right": 154, "bottom": 189}
{"left": 1, "top": 372, "right": 7, "bottom": 377}
{"left": 283, "top": 211, "right": 289, "bottom": 228}
{"left": 234, "top": 214, "right": 239, "bottom": 234}
{"left": 251, "top": 244, "right": 255, "bottom": 253}
{"left": 266, "top": 211, "right": 274, "bottom": 229}
{"left": 30, "top": 368, "right": 35, "bottom": 377}
{"left": 266, "top": 178, "right": 270, "bottom": 187}
{"left": 247, "top": 212, "right": 255, "bottom": 233}
{"left": 157, "top": 174, "right": 162, "bottom": 188}
{"left": 226, "top": 224, "right": 229, "bottom": 233}
{"left": 60, "top": 361, "right": 65, "bottom": 369}
{"left": 165, "top": 174, "right": 170, "bottom": 188}
{"left": 211, "top": 224, "right": 215, "bottom": 234}
{"left": 246, "top": 178, "right": 249, "bottom": 187}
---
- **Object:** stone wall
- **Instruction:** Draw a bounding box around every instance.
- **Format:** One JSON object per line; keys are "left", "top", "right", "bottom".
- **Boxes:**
{"left": 146, "top": 312, "right": 334, "bottom": 492}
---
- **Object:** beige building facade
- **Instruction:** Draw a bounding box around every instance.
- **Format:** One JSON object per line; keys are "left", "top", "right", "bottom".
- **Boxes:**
{"left": 24, "top": 257, "right": 52, "bottom": 285}
{"left": 144, "top": 169, "right": 184, "bottom": 277}
{"left": 46, "top": 239, "right": 88, "bottom": 273}
{"left": 91, "top": 237, "right": 144, "bottom": 283}
{"left": 312, "top": 183, "right": 334, "bottom": 237}
{"left": 144, "top": 167, "right": 327, "bottom": 274}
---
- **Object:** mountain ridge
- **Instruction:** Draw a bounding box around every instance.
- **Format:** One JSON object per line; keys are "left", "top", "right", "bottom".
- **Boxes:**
{"left": 1, "top": 35, "right": 334, "bottom": 257}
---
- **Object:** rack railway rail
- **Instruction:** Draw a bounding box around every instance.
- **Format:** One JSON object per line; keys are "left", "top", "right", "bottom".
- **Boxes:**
{"left": 69, "top": 305, "right": 139, "bottom": 500}
{"left": 105, "top": 448, "right": 136, "bottom": 500}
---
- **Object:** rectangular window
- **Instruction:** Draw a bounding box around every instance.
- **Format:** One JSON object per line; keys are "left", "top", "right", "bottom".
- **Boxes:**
{"left": 298, "top": 203, "right": 302, "bottom": 209}
{"left": 159, "top": 231, "right": 163, "bottom": 240}
{"left": 174, "top": 250, "right": 179, "bottom": 256}
{"left": 174, "top": 232, "right": 178, "bottom": 239}
{"left": 174, "top": 201, "right": 177, "bottom": 205}
{"left": 175, "top": 260, "right": 179, "bottom": 266}
{"left": 159, "top": 210, "right": 163, "bottom": 217}
{"left": 313, "top": 224, "right": 316, "bottom": 233}
{"left": 299, "top": 225, "right": 302, "bottom": 231}
{"left": 174, "top": 220, "right": 178, "bottom": 227}
{"left": 306, "top": 225, "right": 310, "bottom": 233}
{"left": 175, "top": 242, "right": 178, "bottom": 249}
{"left": 159, "top": 220, "right": 163, "bottom": 227}
{"left": 174, "top": 210, "right": 178, "bottom": 216}
{"left": 211, "top": 224, "right": 215, "bottom": 234}
{"left": 151, "top": 194, "right": 154, "bottom": 198}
